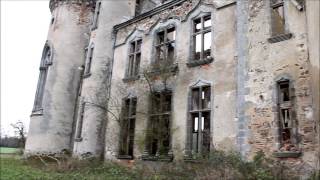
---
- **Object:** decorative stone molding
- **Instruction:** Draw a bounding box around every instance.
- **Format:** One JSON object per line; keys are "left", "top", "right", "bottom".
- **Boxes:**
{"left": 49, "top": 0, "right": 96, "bottom": 12}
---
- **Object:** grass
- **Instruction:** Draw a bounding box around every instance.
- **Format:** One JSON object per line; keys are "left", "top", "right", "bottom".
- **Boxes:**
{"left": 0, "top": 155, "right": 140, "bottom": 180}
{"left": 0, "top": 147, "right": 19, "bottom": 154}
{"left": 0, "top": 151, "right": 318, "bottom": 180}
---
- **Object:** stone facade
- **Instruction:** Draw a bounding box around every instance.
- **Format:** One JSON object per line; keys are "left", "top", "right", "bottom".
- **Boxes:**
{"left": 26, "top": 0, "right": 319, "bottom": 177}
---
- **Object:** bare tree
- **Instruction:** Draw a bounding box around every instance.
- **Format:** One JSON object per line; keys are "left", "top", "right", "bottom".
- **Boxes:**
{"left": 11, "top": 120, "right": 26, "bottom": 148}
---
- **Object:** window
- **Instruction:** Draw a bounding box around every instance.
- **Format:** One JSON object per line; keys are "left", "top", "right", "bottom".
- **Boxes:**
{"left": 277, "top": 80, "right": 296, "bottom": 150}
{"left": 84, "top": 44, "right": 94, "bottom": 77}
{"left": 155, "top": 26, "right": 176, "bottom": 65}
{"left": 118, "top": 98, "right": 137, "bottom": 159}
{"left": 192, "top": 15, "right": 212, "bottom": 61}
{"left": 189, "top": 86, "right": 211, "bottom": 154}
{"left": 92, "top": 1, "right": 101, "bottom": 30}
{"left": 145, "top": 91, "right": 172, "bottom": 157}
{"left": 270, "top": 0, "right": 285, "bottom": 36}
{"left": 127, "top": 40, "right": 142, "bottom": 78}
{"left": 135, "top": 0, "right": 142, "bottom": 16}
{"left": 75, "top": 99, "right": 85, "bottom": 141}
{"left": 32, "top": 43, "right": 53, "bottom": 113}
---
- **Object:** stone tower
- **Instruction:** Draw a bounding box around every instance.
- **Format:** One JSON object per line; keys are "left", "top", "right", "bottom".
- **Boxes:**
{"left": 25, "top": 0, "right": 95, "bottom": 155}
{"left": 72, "top": 0, "right": 134, "bottom": 159}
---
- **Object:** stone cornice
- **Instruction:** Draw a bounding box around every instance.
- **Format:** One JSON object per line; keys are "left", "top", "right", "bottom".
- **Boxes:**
{"left": 49, "top": 0, "right": 96, "bottom": 12}
{"left": 113, "top": 0, "right": 187, "bottom": 31}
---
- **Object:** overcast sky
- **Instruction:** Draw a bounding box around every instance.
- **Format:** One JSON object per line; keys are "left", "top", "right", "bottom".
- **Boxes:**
{"left": 1, "top": 0, "right": 51, "bottom": 137}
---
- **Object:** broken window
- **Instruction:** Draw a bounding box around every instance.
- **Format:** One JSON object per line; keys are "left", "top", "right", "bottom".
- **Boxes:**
{"left": 32, "top": 43, "right": 52, "bottom": 113}
{"left": 92, "top": 1, "right": 101, "bottom": 30}
{"left": 147, "top": 91, "right": 172, "bottom": 156}
{"left": 119, "top": 98, "right": 137, "bottom": 159}
{"left": 189, "top": 86, "right": 211, "bottom": 154}
{"left": 84, "top": 44, "right": 94, "bottom": 77}
{"left": 277, "top": 80, "right": 296, "bottom": 150}
{"left": 192, "top": 15, "right": 212, "bottom": 61}
{"left": 127, "top": 39, "right": 142, "bottom": 78}
{"left": 155, "top": 26, "right": 176, "bottom": 65}
{"left": 271, "top": 0, "right": 286, "bottom": 36}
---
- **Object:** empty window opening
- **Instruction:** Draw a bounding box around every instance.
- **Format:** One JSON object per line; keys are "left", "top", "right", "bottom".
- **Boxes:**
{"left": 189, "top": 86, "right": 211, "bottom": 154}
{"left": 75, "top": 100, "right": 85, "bottom": 140}
{"left": 135, "top": 0, "right": 142, "bottom": 16}
{"left": 277, "top": 80, "right": 296, "bottom": 150}
{"left": 147, "top": 91, "right": 172, "bottom": 156}
{"left": 84, "top": 44, "right": 94, "bottom": 76}
{"left": 192, "top": 15, "right": 212, "bottom": 61}
{"left": 119, "top": 98, "right": 137, "bottom": 158}
{"left": 127, "top": 39, "right": 142, "bottom": 77}
{"left": 271, "top": 0, "right": 285, "bottom": 36}
{"left": 92, "top": 1, "right": 101, "bottom": 30}
{"left": 155, "top": 26, "right": 176, "bottom": 65}
{"left": 33, "top": 44, "right": 52, "bottom": 112}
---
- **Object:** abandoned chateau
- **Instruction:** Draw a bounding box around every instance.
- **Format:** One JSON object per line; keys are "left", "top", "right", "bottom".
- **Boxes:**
{"left": 25, "top": 0, "right": 319, "bottom": 176}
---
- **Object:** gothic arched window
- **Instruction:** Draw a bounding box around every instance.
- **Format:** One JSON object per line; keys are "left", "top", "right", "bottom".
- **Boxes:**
{"left": 32, "top": 42, "right": 53, "bottom": 114}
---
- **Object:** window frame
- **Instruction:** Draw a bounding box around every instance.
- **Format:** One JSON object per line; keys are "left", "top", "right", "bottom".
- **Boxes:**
{"left": 188, "top": 14, "right": 213, "bottom": 67}
{"left": 118, "top": 97, "right": 137, "bottom": 159}
{"left": 84, "top": 43, "right": 94, "bottom": 78}
{"left": 143, "top": 91, "right": 173, "bottom": 160}
{"left": 268, "top": 0, "right": 293, "bottom": 43}
{"left": 126, "top": 39, "right": 142, "bottom": 79}
{"left": 91, "top": 1, "right": 101, "bottom": 30}
{"left": 154, "top": 25, "right": 176, "bottom": 66}
{"left": 74, "top": 98, "right": 85, "bottom": 142}
{"left": 188, "top": 85, "right": 211, "bottom": 155}
{"left": 32, "top": 42, "right": 53, "bottom": 115}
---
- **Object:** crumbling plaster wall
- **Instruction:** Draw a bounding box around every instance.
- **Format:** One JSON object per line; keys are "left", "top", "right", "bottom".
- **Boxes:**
{"left": 245, "top": 0, "right": 318, "bottom": 174}
{"left": 26, "top": 2, "right": 94, "bottom": 155}
{"left": 107, "top": 0, "right": 237, "bottom": 160}
{"left": 72, "top": 0, "right": 133, "bottom": 158}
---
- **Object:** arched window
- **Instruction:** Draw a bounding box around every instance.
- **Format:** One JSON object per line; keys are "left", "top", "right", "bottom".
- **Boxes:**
{"left": 32, "top": 42, "right": 53, "bottom": 114}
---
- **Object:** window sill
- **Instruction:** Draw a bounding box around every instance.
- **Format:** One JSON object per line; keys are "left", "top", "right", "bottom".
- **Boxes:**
{"left": 74, "top": 137, "right": 83, "bottom": 142}
{"left": 122, "top": 75, "right": 140, "bottom": 83}
{"left": 187, "top": 57, "right": 214, "bottom": 67}
{"left": 117, "top": 155, "right": 133, "bottom": 160}
{"left": 141, "top": 154, "right": 173, "bottom": 162}
{"left": 273, "top": 151, "right": 302, "bottom": 158}
{"left": 267, "top": 33, "right": 292, "bottom": 43}
{"left": 30, "top": 109, "right": 43, "bottom": 117}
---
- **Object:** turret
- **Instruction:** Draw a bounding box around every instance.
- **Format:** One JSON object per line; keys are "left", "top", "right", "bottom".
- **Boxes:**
{"left": 25, "top": 0, "right": 95, "bottom": 156}
{"left": 72, "top": 0, "right": 133, "bottom": 158}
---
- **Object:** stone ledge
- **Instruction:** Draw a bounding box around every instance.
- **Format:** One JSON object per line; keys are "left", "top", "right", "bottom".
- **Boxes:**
{"left": 273, "top": 151, "right": 302, "bottom": 158}
{"left": 141, "top": 155, "right": 173, "bottom": 162}
{"left": 30, "top": 109, "right": 44, "bottom": 117}
{"left": 122, "top": 75, "right": 140, "bottom": 83}
{"left": 186, "top": 57, "right": 214, "bottom": 67}
{"left": 117, "top": 155, "right": 134, "bottom": 160}
{"left": 267, "top": 33, "right": 293, "bottom": 43}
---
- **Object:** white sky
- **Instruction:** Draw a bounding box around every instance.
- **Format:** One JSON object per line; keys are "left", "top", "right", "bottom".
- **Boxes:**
{"left": 1, "top": 0, "right": 51, "bottom": 137}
